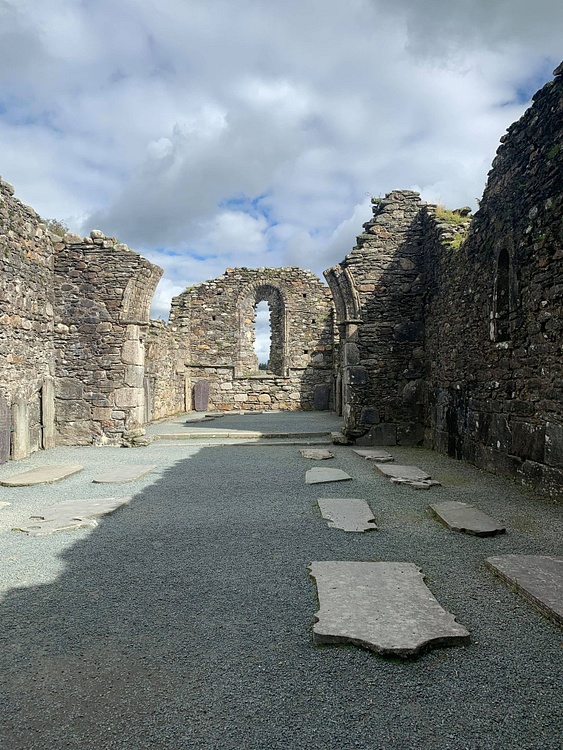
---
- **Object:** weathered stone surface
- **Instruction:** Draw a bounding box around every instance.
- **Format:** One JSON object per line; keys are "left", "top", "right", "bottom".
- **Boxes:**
{"left": 194, "top": 380, "right": 210, "bottom": 412}
{"left": 353, "top": 448, "right": 394, "bottom": 462}
{"left": 313, "top": 383, "right": 331, "bottom": 410}
{"left": 0, "top": 394, "right": 10, "bottom": 464}
{"left": 429, "top": 501, "right": 506, "bottom": 536}
{"left": 330, "top": 431, "right": 351, "bottom": 445}
{"left": 309, "top": 561, "right": 470, "bottom": 656}
{"left": 305, "top": 467, "right": 352, "bottom": 484}
{"left": 14, "top": 495, "right": 133, "bottom": 536}
{"left": 485, "top": 555, "right": 563, "bottom": 625}
{"left": 374, "top": 464, "right": 430, "bottom": 481}
{"left": 317, "top": 498, "right": 377, "bottom": 532}
{"left": 92, "top": 464, "right": 156, "bottom": 483}
{"left": 300, "top": 448, "right": 334, "bottom": 460}
{"left": 0, "top": 464, "right": 83, "bottom": 486}
{"left": 355, "top": 423, "right": 397, "bottom": 446}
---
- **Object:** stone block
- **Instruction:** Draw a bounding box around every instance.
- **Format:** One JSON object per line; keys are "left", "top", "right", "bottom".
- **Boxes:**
{"left": 41, "top": 378, "right": 56, "bottom": 450}
{"left": 356, "top": 423, "right": 397, "bottom": 446}
{"left": 545, "top": 423, "right": 563, "bottom": 469}
{"left": 348, "top": 366, "right": 368, "bottom": 386}
{"left": 511, "top": 421, "right": 545, "bottom": 463}
{"left": 56, "top": 377, "right": 84, "bottom": 400}
{"left": 313, "top": 383, "right": 331, "bottom": 410}
{"left": 124, "top": 365, "right": 144, "bottom": 388}
{"left": 56, "top": 399, "right": 91, "bottom": 421}
{"left": 343, "top": 342, "right": 360, "bottom": 365}
{"left": 359, "top": 407, "right": 380, "bottom": 425}
{"left": 397, "top": 422, "right": 425, "bottom": 446}
{"left": 121, "top": 339, "right": 144, "bottom": 365}
{"left": 115, "top": 388, "right": 143, "bottom": 408}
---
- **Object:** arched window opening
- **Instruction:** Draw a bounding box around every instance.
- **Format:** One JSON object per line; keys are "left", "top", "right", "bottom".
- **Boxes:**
{"left": 254, "top": 300, "right": 271, "bottom": 370}
{"left": 495, "top": 249, "right": 510, "bottom": 342}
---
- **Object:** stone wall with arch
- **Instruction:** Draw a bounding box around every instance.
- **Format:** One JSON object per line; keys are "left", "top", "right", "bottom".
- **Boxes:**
{"left": 168, "top": 267, "right": 335, "bottom": 411}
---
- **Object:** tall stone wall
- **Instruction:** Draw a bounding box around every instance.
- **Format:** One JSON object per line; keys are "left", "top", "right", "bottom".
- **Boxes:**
{"left": 0, "top": 177, "right": 56, "bottom": 460}
{"left": 53, "top": 231, "right": 162, "bottom": 445}
{"left": 169, "top": 267, "right": 335, "bottom": 411}
{"left": 144, "top": 320, "right": 187, "bottom": 421}
{"left": 325, "top": 191, "right": 428, "bottom": 444}
{"left": 423, "top": 63, "right": 563, "bottom": 498}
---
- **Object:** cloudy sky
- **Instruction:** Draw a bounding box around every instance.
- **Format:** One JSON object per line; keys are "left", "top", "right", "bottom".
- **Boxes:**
{"left": 1, "top": 1, "right": 561, "bottom": 339}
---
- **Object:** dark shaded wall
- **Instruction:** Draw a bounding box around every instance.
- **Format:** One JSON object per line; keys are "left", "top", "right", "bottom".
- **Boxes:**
{"left": 423, "top": 63, "right": 563, "bottom": 498}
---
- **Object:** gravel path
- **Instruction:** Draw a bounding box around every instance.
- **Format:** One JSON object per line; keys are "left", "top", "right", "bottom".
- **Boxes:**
{"left": 0, "top": 413, "right": 562, "bottom": 750}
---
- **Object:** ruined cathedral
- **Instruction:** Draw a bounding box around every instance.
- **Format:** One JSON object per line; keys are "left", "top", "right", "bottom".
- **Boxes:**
{"left": 1, "top": 65, "right": 562, "bottom": 498}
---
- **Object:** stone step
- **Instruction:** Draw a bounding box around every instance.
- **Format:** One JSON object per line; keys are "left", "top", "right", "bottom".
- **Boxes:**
{"left": 430, "top": 501, "right": 506, "bottom": 536}
{"left": 485, "top": 555, "right": 563, "bottom": 626}
{"left": 150, "top": 430, "right": 331, "bottom": 441}
{"left": 317, "top": 498, "right": 377, "bottom": 532}
{"left": 0, "top": 464, "right": 83, "bottom": 487}
{"left": 309, "top": 561, "right": 470, "bottom": 657}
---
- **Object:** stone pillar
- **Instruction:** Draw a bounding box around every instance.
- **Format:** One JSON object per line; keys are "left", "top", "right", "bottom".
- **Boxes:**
{"left": 11, "top": 398, "right": 29, "bottom": 460}
{"left": 41, "top": 377, "right": 56, "bottom": 450}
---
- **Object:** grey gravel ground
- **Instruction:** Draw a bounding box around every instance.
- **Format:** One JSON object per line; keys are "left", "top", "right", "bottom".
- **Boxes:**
{"left": 0, "top": 412, "right": 562, "bottom": 750}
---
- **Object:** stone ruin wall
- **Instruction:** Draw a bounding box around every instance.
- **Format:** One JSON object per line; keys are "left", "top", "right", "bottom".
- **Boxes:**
{"left": 144, "top": 320, "right": 187, "bottom": 422}
{"left": 168, "top": 267, "right": 335, "bottom": 411}
{"left": 0, "top": 177, "right": 56, "bottom": 460}
{"left": 325, "top": 190, "right": 429, "bottom": 445}
{"left": 53, "top": 231, "right": 162, "bottom": 446}
{"left": 422, "top": 62, "right": 563, "bottom": 498}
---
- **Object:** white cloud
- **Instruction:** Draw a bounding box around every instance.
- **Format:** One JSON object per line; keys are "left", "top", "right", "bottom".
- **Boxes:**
{"left": 0, "top": 0, "right": 560, "bottom": 319}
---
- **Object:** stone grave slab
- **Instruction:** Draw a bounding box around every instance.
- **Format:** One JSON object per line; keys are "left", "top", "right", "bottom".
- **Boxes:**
{"left": 430, "top": 501, "right": 506, "bottom": 537}
{"left": 374, "top": 463, "right": 440, "bottom": 489}
{"left": 309, "top": 561, "right": 470, "bottom": 657}
{"left": 305, "top": 467, "right": 352, "bottom": 485}
{"left": 193, "top": 380, "right": 210, "bottom": 412}
{"left": 93, "top": 464, "right": 157, "bottom": 483}
{"left": 14, "top": 496, "right": 133, "bottom": 536}
{"left": 353, "top": 448, "right": 394, "bottom": 463}
{"left": 300, "top": 449, "right": 334, "bottom": 460}
{"left": 317, "top": 498, "right": 377, "bottom": 532}
{"left": 0, "top": 394, "right": 10, "bottom": 464}
{"left": 485, "top": 555, "right": 563, "bottom": 626}
{"left": 313, "top": 383, "right": 331, "bottom": 410}
{"left": 0, "top": 464, "right": 83, "bottom": 487}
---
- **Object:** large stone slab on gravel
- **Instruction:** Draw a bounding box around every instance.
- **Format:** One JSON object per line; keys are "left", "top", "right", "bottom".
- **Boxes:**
{"left": 305, "top": 467, "right": 352, "bottom": 484}
{"left": 353, "top": 448, "right": 394, "bottom": 462}
{"left": 374, "top": 463, "right": 440, "bottom": 489}
{"left": 430, "top": 501, "right": 506, "bottom": 536}
{"left": 13, "top": 496, "right": 133, "bottom": 536}
{"left": 309, "top": 561, "right": 470, "bottom": 657}
{"left": 317, "top": 498, "right": 377, "bottom": 532}
{"left": 300, "top": 449, "right": 334, "bottom": 460}
{"left": 485, "top": 555, "right": 563, "bottom": 625}
{"left": 92, "top": 464, "right": 157, "bottom": 483}
{"left": 0, "top": 464, "right": 83, "bottom": 486}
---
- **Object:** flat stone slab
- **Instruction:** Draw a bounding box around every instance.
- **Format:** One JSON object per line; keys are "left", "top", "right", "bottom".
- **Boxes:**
{"left": 485, "top": 555, "right": 563, "bottom": 626}
{"left": 374, "top": 463, "right": 441, "bottom": 489}
{"left": 353, "top": 448, "right": 394, "bottom": 462}
{"left": 430, "top": 501, "right": 506, "bottom": 536}
{"left": 0, "top": 464, "right": 83, "bottom": 487}
{"left": 300, "top": 449, "right": 334, "bottom": 460}
{"left": 92, "top": 464, "right": 157, "bottom": 483}
{"left": 309, "top": 561, "right": 470, "bottom": 657}
{"left": 305, "top": 467, "right": 352, "bottom": 484}
{"left": 317, "top": 498, "right": 377, "bottom": 532}
{"left": 13, "top": 496, "right": 133, "bottom": 536}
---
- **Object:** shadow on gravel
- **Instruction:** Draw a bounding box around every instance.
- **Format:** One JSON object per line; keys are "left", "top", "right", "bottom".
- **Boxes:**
{"left": 1, "top": 442, "right": 562, "bottom": 750}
